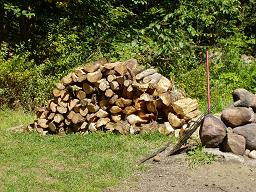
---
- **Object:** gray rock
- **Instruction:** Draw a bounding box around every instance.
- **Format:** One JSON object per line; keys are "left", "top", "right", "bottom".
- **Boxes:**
{"left": 248, "top": 150, "right": 256, "bottom": 159}
{"left": 233, "top": 123, "right": 256, "bottom": 150}
{"left": 233, "top": 88, "right": 256, "bottom": 112}
{"left": 221, "top": 132, "right": 246, "bottom": 155}
{"left": 244, "top": 149, "right": 250, "bottom": 156}
{"left": 221, "top": 107, "right": 254, "bottom": 128}
{"left": 203, "top": 148, "right": 245, "bottom": 163}
{"left": 200, "top": 114, "right": 227, "bottom": 148}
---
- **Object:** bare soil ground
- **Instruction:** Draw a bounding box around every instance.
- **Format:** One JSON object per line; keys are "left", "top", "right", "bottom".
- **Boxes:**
{"left": 107, "top": 154, "right": 256, "bottom": 192}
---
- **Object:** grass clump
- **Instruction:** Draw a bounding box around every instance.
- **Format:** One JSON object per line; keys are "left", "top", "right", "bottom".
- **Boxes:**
{"left": 0, "top": 109, "right": 171, "bottom": 192}
{"left": 186, "top": 144, "right": 216, "bottom": 168}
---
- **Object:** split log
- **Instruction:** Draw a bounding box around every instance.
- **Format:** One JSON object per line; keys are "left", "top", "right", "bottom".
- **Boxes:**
{"left": 168, "top": 112, "right": 183, "bottom": 128}
{"left": 116, "top": 76, "right": 125, "bottom": 85}
{"left": 109, "top": 94, "right": 119, "bottom": 105}
{"left": 110, "top": 106, "right": 122, "bottom": 114}
{"left": 105, "top": 89, "right": 114, "bottom": 98}
{"left": 54, "top": 114, "right": 64, "bottom": 123}
{"left": 125, "top": 59, "right": 138, "bottom": 78}
{"left": 71, "top": 72, "right": 78, "bottom": 82}
{"left": 96, "top": 109, "right": 109, "bottom": 118}
{"left": 99, "top": 99, "right": 109, "bottom": 110}
{"left": 65, "top": 119, "right": 71, "bottom": 126}
{"left": 112, "top": 114, "right": 122, "bottom": 122}
{"left": 107, "top": 74, "right": 116, "bottom": 82}
{"left": 57, "top": 106, "right": 68, "bottom": 114}
{"left": 185, "top": 109, "right": 201, "bottom": 119}
{"left": 71, "top": 113, "right": 84, "bottom": 124}
{"left": 87, "top": 69, "right": 102, "bottom": 83}
{"left": 104, "top": 62, "right": 119, "bottom": 70}
{"left": 143, "top": 73, "right": 162, "bottom": 84}
{"left": 61, "top": 91, "right": 70, "bottom": 102}
{"left": 122, "top": 88, "right": 133, "bottom": 99}
{"left": 105, "top": 122, "right": 115, "bottom": 132}
{"left": 86, "top": 113, "right": 97, "bottom": 122}
{"left": 75, "top": 68, "right": 87, "bottom": 82}
{"left": 159, "top": 92, "right": 172, "bottom": 106}
{"left": 87, "top": 103, "right": 100, "bottom": 113}
{"left": 56, "top": 83, "right": 65, "bottom": 90}
{"left": 135, "top": 69, "right": 156, "bottom": 80}
{"left": 132, "top": 82, "right": 149, "bottom": 92}
{"left": 88, "top": 122, "right": 97, "bottom": 132}
{"left": 127, "top": 114, "right": 147, "bottom": 125}
{"left": 68, "top": 99, "right": 80, "bottom": 110}
{"left": 146, "top": 101, "right": 157, "bottom": 113}
{"left": 98, "top": 79, "right": 110, "bottom": 91}
{"left": 82, "top": 83, "right": 95, "bottom": 94}
{"left": 49, "top": 101, "right": 57, "bottom": 112}
{"left": 48, "top": 122, "right": 57, "bottom": 132}
{"left": 115, "top": 98, "right": 132, "bottom": 108}
{"left": 67, "top": 111, "right": 76, "bottom": 120}
{"left": 123, "top": 106, "right": 137, "bottom": 115}
{"left": 96, "top": 118, "right": 110, "bottom": 127}
{"left": 48, "top": 113, "right": 55, "bottom": 120}
{"left": 138, "top": 111, "right": 156, "bottom": 121}
{"left": 114, "top": 62, "right": 127, "bottom": 76}
{"left": 76, "top": 90, "right": 86, "bottom": 100}
{"left": 134, "top": 99, "right": 146, "bottom": 111}
{"left": 124, "top": 79, "right": 132, "bottom": 87}
{"left": 53, "top": 88, "right": 62, "bottom": 97}
{"left": 80, "top": 107, "right": 89, "bottom": 117}
{"left": 172, "top": 98, "right": 198, "bottom": 116}
{"left": 81, "top": 122, "right": 88, "bottom": 130}
{"left": 84, "top": 63, "right": 100, "bottom": 73}
{"left": 140, "top": 93, "right": 154, "bottom": 102}
{"left": 61, "top": 74, "right": 73, "bottom": 85}
{"left": 155, "top": 76, "right": 171, "bottom": 93}
{"left": 37, "top": 119, "right": 48, "bottom": 128}
{"left": 110, "top": 81, "right": 119, "bottom": 90}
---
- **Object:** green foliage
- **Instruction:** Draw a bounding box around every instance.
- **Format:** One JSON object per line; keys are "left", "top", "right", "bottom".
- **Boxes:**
{"left": 186, "top": 144, "right": 216, "bottom": 168}
{"left": 0, "top": 0, "right": 256, "bottom": 110}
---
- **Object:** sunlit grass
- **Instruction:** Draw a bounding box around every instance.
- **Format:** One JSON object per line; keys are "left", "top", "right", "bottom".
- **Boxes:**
{"left": 0, "top": 109, "right": 171, "bottom": 192}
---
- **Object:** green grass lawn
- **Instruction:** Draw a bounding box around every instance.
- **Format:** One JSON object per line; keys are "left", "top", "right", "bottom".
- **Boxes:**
{"left": 0, "top": 109, "right": 171, "bottom": 192}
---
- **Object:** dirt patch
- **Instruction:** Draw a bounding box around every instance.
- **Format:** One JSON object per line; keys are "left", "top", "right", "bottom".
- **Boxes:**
{"left": 108, "top": 154, "right": 256, "bottom": 192}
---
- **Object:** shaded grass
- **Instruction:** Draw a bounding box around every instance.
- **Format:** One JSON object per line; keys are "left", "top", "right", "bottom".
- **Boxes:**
{"left": 0, "top": 109, "right": 171, "bottom": 192}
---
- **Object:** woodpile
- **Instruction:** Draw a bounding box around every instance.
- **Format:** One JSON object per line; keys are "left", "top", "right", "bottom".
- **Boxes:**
{"left": 28, "top": 59, "right": 201, "bottom": 136}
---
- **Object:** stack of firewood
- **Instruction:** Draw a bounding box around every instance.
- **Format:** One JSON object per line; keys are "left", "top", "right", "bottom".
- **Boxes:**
{"left": 28, "top": 59, "right": 200, "bottom": 135}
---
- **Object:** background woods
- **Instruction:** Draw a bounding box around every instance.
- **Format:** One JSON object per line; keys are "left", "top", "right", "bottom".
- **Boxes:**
{"left": 0, "top": 0, "right": 255, "bottom": 111}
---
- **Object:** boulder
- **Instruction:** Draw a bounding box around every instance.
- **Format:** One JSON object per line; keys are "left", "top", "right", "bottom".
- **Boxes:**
{"left": 233, "top": 88, "right": 256, "bottom": 112}
{"left": 233, "top": 123, "right": 256, "bottom": 150}
{"left": 199, "top": 114, "right": 227, "bottom": 148}
{"left": 221, "top": 132, "right": 246, "bottom": 155}
{"left": 221, "top": 107, "right": 255, "bottom": 127}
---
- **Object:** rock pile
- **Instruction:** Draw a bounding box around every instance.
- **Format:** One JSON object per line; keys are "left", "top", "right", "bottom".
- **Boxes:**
{"left": 200, "top": 88, "right": 256, "bottom": 157}
{"left": 28, "top": 59, "right": 200, "bottom": 136}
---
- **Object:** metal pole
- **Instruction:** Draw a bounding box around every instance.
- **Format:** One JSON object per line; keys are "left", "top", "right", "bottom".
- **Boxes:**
{"left": 206, "top": 49, "right": 211, "bottom": 113}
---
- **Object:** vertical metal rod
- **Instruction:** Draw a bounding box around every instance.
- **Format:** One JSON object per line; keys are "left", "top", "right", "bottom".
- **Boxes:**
{"left": 206, "top": 49, "right": 211, "bottom": 113}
